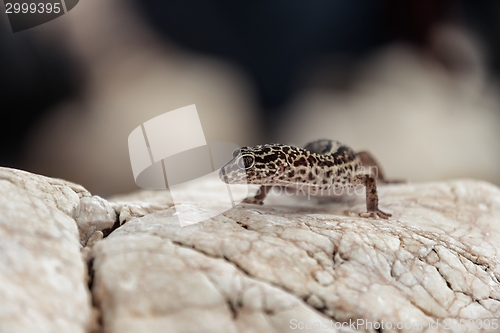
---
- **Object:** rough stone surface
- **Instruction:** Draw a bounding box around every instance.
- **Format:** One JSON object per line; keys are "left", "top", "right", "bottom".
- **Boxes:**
{"left": 76, "top": 196, "right": 116, "bottom": 246}
{"left": 0, "top": 167, "right": 114, "bottom": 333}
{"left": 93, "top": 179, "right": 500, "bottom": 333}
{"left": 2, "top": 166, "right": 500, "bottom": 333}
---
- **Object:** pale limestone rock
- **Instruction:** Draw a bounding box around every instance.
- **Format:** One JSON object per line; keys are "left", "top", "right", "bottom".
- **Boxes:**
{"left": 2, "top": 166, "right": 500, "bottom": 333}
{"left": 76, "top": 196, "right": 117, "bottom": 246}
{"left": 107, "top": 190, "right": 173, "bottom": 226}
{"left": 0, "top": 168, "right": 95, "bottom": 333}
{"left": 91, "top": 178, "right": 500, "bottom": 333}
{"left": 92, "top": 234, "right": 344, "bottom": 333}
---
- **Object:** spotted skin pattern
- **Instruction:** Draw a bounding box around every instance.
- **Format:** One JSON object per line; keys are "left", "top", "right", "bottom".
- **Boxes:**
{"left": 219, "top": 139, "right": 392, "bottom": 219}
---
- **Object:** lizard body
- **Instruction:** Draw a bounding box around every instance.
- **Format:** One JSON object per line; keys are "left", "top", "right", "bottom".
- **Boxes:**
{"left": 219, "top": 139, "right": 393, "bottom": 219}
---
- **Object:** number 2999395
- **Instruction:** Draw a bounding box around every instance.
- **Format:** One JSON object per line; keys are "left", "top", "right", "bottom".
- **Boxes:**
{"left": 5, "top": 2, "right": 61, "bottom": 14}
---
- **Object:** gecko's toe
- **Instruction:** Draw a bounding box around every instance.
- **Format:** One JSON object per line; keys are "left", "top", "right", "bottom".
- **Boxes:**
{"left": 379, "top": 178, "right": 407, "bottom": 184}
{"left": 359, "top": 209, "right": 392, "bottom": 220}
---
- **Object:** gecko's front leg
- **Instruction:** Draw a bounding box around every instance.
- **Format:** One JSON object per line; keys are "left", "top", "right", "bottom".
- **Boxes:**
{"left": 353, "top": 174, "right": 391, "bottom": 219}
{"left": 242, "top": 185, "right": 272, "bottom": 205}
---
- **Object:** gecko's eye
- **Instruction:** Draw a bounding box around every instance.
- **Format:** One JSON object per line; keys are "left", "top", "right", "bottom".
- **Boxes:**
{"left": 237, "top": 154, "right": 255, "bottom": 169}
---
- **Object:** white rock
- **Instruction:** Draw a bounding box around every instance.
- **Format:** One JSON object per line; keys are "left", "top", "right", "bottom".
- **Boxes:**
{"left": 3, "top": 167, "right": 500, "bottom": 333}
{"left": 76, "top": 196, "right": 116, "bottom": 246}
{"left": 0, "top": 168, "right": 95, "bottom": 333}
{"left": 92, "top": 178, "right": 500, "bottom": 333}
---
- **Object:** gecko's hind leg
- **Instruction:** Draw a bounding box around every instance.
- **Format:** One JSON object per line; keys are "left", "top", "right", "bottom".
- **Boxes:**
{"left": 353, "top": 174, "right": 392, "bottom": 219}
{"left": 357, "top": 151, "right": 405, "bottom": 184}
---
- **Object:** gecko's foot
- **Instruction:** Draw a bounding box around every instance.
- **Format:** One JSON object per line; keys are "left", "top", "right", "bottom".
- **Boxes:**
{"left": 359, "top": 209, "right": 392, "bottom": 219}
{"left": 242, "top": 197, "right": 264, "bottom": 205}
{"left": 379, "top": 178, "right": 406, "bottom": 184}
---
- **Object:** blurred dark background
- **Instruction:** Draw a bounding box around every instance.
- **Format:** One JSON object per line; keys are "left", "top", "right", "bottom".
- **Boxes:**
{"left": 139, "top": 1, "right": 448, "bottom": 109}
{"left": 1, "top": 0, "right": 499, "bottom": 194}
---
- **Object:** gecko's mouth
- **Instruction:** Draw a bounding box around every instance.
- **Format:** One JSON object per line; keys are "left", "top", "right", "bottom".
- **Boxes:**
{"left": 219, "top": 167, "right": 229, "bottom": 184}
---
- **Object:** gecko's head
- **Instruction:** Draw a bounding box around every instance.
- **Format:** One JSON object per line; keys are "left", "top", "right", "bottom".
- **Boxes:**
{"left": 219, "top": 146, "right": 259, "bottom": 185}
{"left": 219, "top": 144, "right": 294, "bottom": 185}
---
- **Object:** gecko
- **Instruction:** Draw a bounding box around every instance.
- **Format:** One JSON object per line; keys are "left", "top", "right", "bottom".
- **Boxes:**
{"left": 219, "top": 139, "right": 399, "bottom": 219}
